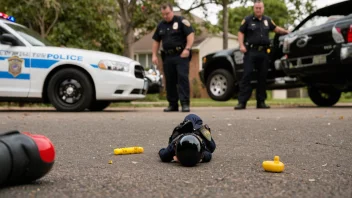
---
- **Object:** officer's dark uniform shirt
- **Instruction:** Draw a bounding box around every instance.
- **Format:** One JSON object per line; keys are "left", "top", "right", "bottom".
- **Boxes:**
{"left": 152, "top": 15, "right": 194, "bottom": 50}
{"left": 239, "top": 15, "right": 276, "bottom": 46}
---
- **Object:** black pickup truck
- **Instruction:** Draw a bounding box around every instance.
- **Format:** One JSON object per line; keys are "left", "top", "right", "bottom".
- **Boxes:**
{"left": 279, "top": 0, "right": 352, "bottom": 106}
{"left": 199, "top": 0, "right": 352, "bottom": 106}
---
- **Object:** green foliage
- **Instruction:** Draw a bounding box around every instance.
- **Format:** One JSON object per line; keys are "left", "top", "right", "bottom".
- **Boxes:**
{"left": 0, "top": 0, "right": 61, "bottom": 36}
{"left": 287, "top": 0, "right": 316, "bottom": 23}
{"left": 342, "top": 92, "right": 352, "bottom": 99}
{"left": 1, "top": 0, "right": 123, "bottom": 54}
{"left": 49, "top": 0, "right": 123, "bottom": 54}
{"left": 218, "top": 0, "right": 292, "bottom": 35}
{"left": 218, "top": 0, "right": 316, "bottom": 35}
{"left": 218, "top": 6, "right": 251, "bottom": 35}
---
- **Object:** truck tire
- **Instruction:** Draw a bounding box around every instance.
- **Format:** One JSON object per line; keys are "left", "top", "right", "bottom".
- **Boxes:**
{"left": 206, "top": 69, "right": 235, "bottom": 101}
{"left": 47, "top": 68, "right": 94, "bottom": 112}
{"left": 308, "top": 86, "right": 341, "bottom": 107}
{"left": 88, "top": 101, "right": 111, "bottom": 111}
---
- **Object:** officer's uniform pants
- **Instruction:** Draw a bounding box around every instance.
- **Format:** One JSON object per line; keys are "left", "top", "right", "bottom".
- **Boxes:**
{"left": 238, "top": 49, "right": 269, "bottom": 103}
{"left": 163, "top": 55, "right": 190, "bottom": 107}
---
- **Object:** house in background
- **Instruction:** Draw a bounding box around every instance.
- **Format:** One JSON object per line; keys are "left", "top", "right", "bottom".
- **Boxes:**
{"left": 132, "top": 11, "right": 239, "bottom": 98}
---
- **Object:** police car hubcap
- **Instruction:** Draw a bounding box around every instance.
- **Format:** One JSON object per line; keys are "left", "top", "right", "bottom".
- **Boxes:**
{"left": 66, "top": 87, "right": 74, "bottom": 95}
{"left": 58, "top": 79, "right": 82, "bottom": 104}
{"left": 210, "top": 74, "right": 227, "bottom": 96}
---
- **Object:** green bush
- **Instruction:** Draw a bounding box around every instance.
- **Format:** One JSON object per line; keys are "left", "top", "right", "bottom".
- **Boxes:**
{"left": 141, "top": 94, "right": 160, "bottom": 101}
{"left": 342, "top": 92, "right": 352, "bottom": 99}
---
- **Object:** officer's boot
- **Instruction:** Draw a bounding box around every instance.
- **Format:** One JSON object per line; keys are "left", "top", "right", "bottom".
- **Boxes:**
{"left": 164, "top": 105, "right": 178, "bottom": 112}
{"left": 181, "top": 102, "right": 190, "bottom": 112}
{"left": 234, "top": 102, "right": 246, "bottom": 110}
{"left": 257, "top": 101, "right": 270, "bottom": 109}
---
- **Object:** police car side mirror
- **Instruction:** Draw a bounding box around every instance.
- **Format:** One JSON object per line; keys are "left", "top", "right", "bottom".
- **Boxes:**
{"left": 0, "top": 33, "right": 19, "bottom": 46}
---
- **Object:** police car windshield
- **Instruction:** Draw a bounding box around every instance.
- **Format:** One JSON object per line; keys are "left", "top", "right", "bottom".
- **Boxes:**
{"left": 6, "top": 23, "right": 52, "bottom": 46}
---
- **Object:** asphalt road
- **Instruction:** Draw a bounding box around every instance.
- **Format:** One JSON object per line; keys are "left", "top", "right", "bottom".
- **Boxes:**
{"left": 0, "top": 105, "right": 351, "bottom": 198}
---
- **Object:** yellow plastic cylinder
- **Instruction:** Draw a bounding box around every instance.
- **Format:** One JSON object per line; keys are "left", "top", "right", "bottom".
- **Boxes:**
{"left": 262, "top": 156, "right": 285, "bottom": 173}
{"left": 114, "top": 147, "right": 144, "bottom": 155}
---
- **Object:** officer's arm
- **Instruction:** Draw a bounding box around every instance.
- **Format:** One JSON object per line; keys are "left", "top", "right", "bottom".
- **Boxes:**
{"left": 274, "top": 26, "right": 289, "bottom": 35}
{"left": 152, "top": 41, "right": 160, "bottom": 57}
{"left": 185, "top": 33, "right": 194, "bottom": 50}
{"left": 158, "top": 143, "right": 175, "bottom": 162}
{"left": 206, "top": 138, "right": 216, "bottom": 153}
{"left": 152, "top": 25, "right": 161, "bottom": 58}
{"left": 238, "top": 18, "right": 248, "bottom": 48}
{"left": 181, "top": 18, "right": 195, "bottom": 50}
{"left": 238, "top": 32, "right": 245, "bottom": 48}
{"left": 198, "top": 124, "right": 216, "bottom": 153}
{"left": 201, "top": 151, "right": 212, "bottom": 163}
{"left": 270, "top": 19, "right": 289, "bottom": 35}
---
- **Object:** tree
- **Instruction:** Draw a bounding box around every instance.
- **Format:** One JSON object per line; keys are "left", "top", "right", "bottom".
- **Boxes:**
{"left": 114, "top": 0, "right": 214, "bottom": 58}
{"left": 1, "top": 0, "right": 123, "bottom": 54}
{"left": 49, "top": 0, "right": 123, "bottom": 54}
{"left": 287, "top": 0, "right": 315, "bottom": 24}
{"left": 205, "top": 0, "right": 237, "bottom": 49}
{"left": 218, "top": 0, "right": 316, "bottom": 36}
{"left": 114, "top": 0, "right": 178, "bottom": 58}
{"left": 0, "top": 0, "right": 61, "bottom": 38}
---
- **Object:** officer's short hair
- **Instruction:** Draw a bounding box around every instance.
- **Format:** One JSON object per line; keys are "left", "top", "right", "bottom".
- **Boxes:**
{"left": 161, "top": 3, "right": 173, "bottom": 11}
{"left": 253, "top": 0, "right": 263, "bottom": 4}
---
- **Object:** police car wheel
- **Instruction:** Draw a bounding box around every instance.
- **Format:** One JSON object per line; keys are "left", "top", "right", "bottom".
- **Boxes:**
{"left": 308, "top": 86, "right": 341, "bottom": 107}
{"left": 87, "top": 101, "right": 111, "bottom": 111}
{"left": 47, "top": 68, "right": 93, "bottom": 112}
{"left": 206, "top": 69, "right": 235, "bottom": 101}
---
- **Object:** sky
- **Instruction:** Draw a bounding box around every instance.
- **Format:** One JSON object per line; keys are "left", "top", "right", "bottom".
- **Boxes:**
{"left": 177, "top": 0, "right": 347, "bottom": 25}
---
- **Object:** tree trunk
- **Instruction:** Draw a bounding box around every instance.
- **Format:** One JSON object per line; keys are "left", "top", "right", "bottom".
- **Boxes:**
{"left": 222, "top": 0, "right": 229, "bottom": 49}
{"left": 123, "top": 27, "right": 134, "bottom": 58}
{"left": 117, "top": 0, "right": 136, "bottom": 59}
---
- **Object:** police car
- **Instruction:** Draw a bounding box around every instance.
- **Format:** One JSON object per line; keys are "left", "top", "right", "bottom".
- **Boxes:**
{"left": 0, "top": 13, "right": 147, "bottom": 112}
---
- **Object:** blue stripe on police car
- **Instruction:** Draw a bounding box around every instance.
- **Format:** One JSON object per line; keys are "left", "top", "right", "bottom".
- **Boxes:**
{"left": 0, "top": 71, "right": 30, "bottom": 80}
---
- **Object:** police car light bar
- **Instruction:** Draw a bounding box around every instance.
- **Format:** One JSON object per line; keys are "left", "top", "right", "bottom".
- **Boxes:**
{"left": 0, "top": 12, "right": 15, "bottom": 22}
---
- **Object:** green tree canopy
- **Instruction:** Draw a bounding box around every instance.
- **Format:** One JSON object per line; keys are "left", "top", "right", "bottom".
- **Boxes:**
{"left": 218, "top": 0, "right": 292, "bottom": 36}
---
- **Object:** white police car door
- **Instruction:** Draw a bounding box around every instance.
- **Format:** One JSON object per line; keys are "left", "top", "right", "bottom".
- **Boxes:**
{"left": 0, "top": 40, "right": 31, "bottom": 97}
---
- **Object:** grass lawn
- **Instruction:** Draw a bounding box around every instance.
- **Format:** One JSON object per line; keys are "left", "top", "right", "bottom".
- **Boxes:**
{"left": 0, "top": 95, "right": 350, "bottom": 108}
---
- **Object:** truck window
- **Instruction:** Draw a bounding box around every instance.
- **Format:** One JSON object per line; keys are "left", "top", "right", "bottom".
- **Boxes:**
{"left": 298, "top": 15, "right": 345, "bottom": 31}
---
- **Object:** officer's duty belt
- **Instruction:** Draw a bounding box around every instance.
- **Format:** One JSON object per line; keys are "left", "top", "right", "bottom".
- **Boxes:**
{"left": 248, "top": 44, "right": 269, "bottom": 51}
{"left": 163, "top": 46, "right": 184, "bottom": 55}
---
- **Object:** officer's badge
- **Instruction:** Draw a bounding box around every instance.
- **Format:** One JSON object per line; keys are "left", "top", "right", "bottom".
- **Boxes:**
{"left": 173, "top": 22, "right": 178, "bottom": 30}
{"left": 199, "top": 125, "right": 212, "bottom": 142}
{"left": 267, "top": 48, "right": 271, "bottom": 54}
{"left": 182, "top": 19, "right": 191, "bottom": 27}
{"left": 264, "top": 20, "right": 268, "bottom": 27}
{"left": 241, "top": 19, "right": 245, "bottom": 25}
{"left": 8, "top": 56, "right": 23, "bottom": 77}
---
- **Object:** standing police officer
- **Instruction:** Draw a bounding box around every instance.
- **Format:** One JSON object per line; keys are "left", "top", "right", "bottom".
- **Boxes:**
{"left": 152, "top": 3, "right": 195, "bottom": 112}
{"left": 235, "top": 0, "right": 289, "bottom": 110}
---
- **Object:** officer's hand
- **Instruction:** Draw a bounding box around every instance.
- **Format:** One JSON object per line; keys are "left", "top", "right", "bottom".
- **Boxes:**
{"left": 152, "top": 55, "right": 159, "bottom": 65}
{"left": 240, "top": 45, "right": 247, "bottom": 53}
{"left": 173, "top": 156, "right": 179, "bottom": 162}
{"left": 180, "top": 49, "right": 190, "bottom": 58}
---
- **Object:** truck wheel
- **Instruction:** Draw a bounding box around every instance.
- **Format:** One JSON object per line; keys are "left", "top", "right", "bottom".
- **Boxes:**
{"left": 88, "top": 101, "right": 111, "bottom": 111}
{"left": 206, "top": 69, "right": 235, "bottom": 101}
{"left": 47, "top": 68, "right": 94, "bottom": 112}
{"left": 308, "top": 86, "right": 341, "bottom": 107}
